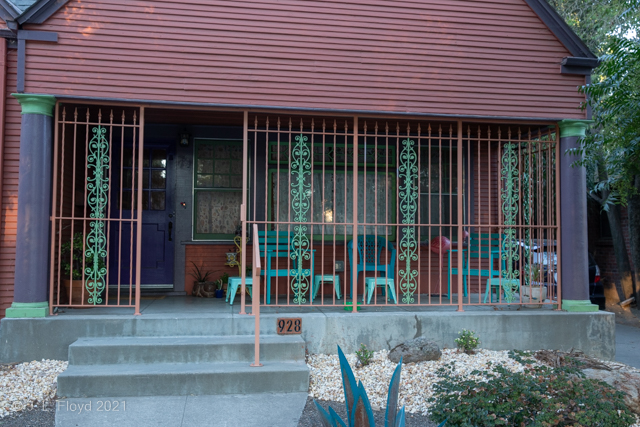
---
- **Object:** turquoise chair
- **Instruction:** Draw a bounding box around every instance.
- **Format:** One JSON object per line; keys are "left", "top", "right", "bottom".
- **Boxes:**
{"left": 257, "top": 230, "right": 314, "bottom": 304}
{"left": 347, "top": 236, "right": 396, "bottom": 300}
{"left": 447, "top": 233, "right": 505, "bottom": 298}
{"left": 226, "top": 277, "right": 252, "bottom": 306}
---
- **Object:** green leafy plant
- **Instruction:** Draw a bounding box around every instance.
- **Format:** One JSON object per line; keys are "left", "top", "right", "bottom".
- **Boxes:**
{"left": 454, "top": 329, "right": 480, "bottom": 354}
{"left": 60, "top": 232, "right": 106, "bottom": 280}
{"left": 429, "top": 362, "right": 634, "bottom": 427}
{"left": 355, "top": 343, "right": 374, "bottom": 367}
{"left": 189, "top": 261, "right": 212, "bottom": 283}
{"left": 220, "top": 272, "right": 229, "bottom": 284}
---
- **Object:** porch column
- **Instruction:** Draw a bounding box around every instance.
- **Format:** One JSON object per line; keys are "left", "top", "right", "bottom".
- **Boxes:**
{"left": 558, "top": 119, "right": 598, "bottom": 312}
{"left": 5, "top": 94, "right": 56, "bottom": 318}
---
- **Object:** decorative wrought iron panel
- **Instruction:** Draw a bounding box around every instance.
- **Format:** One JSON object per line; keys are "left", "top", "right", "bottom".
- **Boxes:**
{"left": 49, "top": 105, "right": 144, "bottom": 311}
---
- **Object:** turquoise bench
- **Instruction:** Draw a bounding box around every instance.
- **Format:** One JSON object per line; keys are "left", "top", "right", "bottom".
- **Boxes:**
{"left": 448, "top": 233, "right": 505, "bottom": 298}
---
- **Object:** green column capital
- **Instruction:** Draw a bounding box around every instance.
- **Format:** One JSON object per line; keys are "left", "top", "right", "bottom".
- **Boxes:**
{"left": 11, "top": 93, "right": 56, "bottom": 117}
{"left": 558, "top": 119, "right": 593, "bottom": 138}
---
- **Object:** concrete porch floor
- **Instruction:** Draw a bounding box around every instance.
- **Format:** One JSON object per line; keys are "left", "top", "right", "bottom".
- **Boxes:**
{"left": 0, "top": 294, "right": 615, "bottom": 363}
{"left": 54, "top": 292, "right": 556, "bottom": 316}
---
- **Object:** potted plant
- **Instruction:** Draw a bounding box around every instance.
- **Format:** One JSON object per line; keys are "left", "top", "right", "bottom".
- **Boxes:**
{"left": 219, "top": 272, "right": 229, "bottom": 293}
{"left": 189, "top": 261, "right": 216, "bottom": 298}
{"left": 521, "top": 264, "right": 547, "bottom": 307}
{"left": 59, "top": 232, "right": 106, "bottom": 305}
{"left": 214, "top": 279, "right": 224, "bottom": 298}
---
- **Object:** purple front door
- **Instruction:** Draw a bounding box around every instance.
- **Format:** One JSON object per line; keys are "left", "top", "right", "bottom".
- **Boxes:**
{"left": 109, "top": 143, "right": 175, "bottom": 290}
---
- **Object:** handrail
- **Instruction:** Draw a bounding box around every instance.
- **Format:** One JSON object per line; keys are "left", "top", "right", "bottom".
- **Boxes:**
{"left": 250, "top": 223, "right": 263, "bottom": 367}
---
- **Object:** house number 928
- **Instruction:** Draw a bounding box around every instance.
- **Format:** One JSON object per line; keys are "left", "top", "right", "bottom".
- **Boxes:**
{"left": 277, "top": 318, "right": 301, "bottom": 334}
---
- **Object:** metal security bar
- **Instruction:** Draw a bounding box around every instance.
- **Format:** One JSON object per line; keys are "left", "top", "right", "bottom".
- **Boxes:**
{"left": 460, "top": 124, "right": 560, "bottom": 307}
{"left": 244, "top": 114, "right": 560, "bottom": 309}
{"left": 49, "top": 104, "right": 144, "bottom": 313}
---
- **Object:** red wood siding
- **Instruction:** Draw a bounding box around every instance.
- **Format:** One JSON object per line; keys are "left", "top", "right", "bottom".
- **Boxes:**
{"left": 23, "top": 0, "right": 586, "bottom": 119}
{"left": 0, "top": 49, "right": 20, "bottom": 317}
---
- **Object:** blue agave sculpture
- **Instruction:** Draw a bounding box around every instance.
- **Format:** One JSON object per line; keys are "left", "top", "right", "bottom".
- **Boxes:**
{"left": 313, "top": 346, "right": 445, "bottom": 427}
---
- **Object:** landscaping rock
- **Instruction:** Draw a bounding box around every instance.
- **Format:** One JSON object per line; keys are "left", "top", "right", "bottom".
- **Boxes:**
{"left": 582, "top": 368, "right": 640, "bottom": 414}
{"left": 388, "top": 338, "right": 441, "bottom": 363}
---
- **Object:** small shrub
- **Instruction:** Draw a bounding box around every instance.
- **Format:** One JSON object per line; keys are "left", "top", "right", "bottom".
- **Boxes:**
{"left": 355, "top": 343, "right": 374, "bottom": 367}
{"left": 455, "top": 329, "right": 480, "bottom": 354}
{"left": 428, "top": 363, "right": 634, "bottom": 427}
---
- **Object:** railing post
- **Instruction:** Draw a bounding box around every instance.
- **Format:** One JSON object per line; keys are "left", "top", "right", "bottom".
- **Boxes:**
{"left": 240, "top": 110, "right": 249, "bottom": 314}
{"left": 351, "top": 116, "right": 358, "bottom": 312}
{"left": 456, "top": 120, "right": 464, "bottom": 312}
{"left": 251, "top": 224, "right": 263, "bottom": 367}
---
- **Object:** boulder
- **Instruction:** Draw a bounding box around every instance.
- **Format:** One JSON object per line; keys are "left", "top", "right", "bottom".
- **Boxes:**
{"left": 582, "top": 368, "right": 640, "bottom": 414}
{"left": 388, "top": 338, "right": 441, "bottom": 364}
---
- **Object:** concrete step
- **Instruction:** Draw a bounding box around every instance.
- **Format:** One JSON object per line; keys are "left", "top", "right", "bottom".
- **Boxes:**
{"left": 68, "top": 335, "right": 305, "bottom": 365}
{"left": 57, "top": 361, "right": 310, "bottom": 397}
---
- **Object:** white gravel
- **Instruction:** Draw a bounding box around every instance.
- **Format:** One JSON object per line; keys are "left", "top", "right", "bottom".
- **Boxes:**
{"left": 0, "top": 360, "right": 68, "bottom": 418}
{"left": 1, "top": 353, "right": 638, "bottom": 425}
{"left": 308, "top": 348, "right": 640, "bottom": 425}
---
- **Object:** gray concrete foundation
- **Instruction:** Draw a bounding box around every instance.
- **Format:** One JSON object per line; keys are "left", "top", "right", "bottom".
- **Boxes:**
{"left": 0, "top": 298, "right": 615, "bottom": 362}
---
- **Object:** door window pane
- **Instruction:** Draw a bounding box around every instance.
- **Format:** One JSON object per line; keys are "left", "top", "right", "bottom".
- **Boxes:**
{"left": 150, "top": 192, "right": 165, "bottom": 211}
{"left": 151, "top": 170, "right": 166, "bottom": 189}
{"left": 151, "top": 149, "right": 167, "bottom": 168}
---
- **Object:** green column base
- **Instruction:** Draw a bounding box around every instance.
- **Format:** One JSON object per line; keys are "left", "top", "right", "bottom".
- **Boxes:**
{"left": 5, "top": 302, "right": 48, "bottom": 318}
{"left": 562, "top": 299, "right": 599, "bottom": 312}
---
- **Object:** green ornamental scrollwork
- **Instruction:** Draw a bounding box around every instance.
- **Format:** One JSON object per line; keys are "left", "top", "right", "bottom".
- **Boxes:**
{"left": 522, "top": 146, "right": 533, "bottom": 287}
{"left": 398, "top": 138, "right": 419, "bottom": 303}
{"left": 290, "top": 134, "right": 312, "bottom": 304}
{"left": 500, "top": 142, "right": 520, "bottom": 302}
{"left": 85, "top": 126, "right": 110, "bottom": 305}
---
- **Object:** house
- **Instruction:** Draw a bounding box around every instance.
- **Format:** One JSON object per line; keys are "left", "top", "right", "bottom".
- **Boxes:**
{"left": 0, "top": 0, "right": 612, "bottom": 371}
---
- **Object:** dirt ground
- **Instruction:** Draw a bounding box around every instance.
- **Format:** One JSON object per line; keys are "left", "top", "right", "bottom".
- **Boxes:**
{"left": 607, "top": 303, "right": 640, "bottom": 328}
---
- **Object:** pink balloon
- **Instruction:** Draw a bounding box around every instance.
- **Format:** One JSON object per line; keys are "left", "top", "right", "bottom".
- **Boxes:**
{"left": 430, "top": 236, "right": 451, "bottom": 255}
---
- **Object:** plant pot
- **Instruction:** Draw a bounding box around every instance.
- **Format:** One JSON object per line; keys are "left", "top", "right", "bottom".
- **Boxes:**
{"left": 193, "top": 281, "right": 216, "bottom": 298}
{"left": 62, "top": 279, "right": 93, "bottom": 306}
{"left": 215, "top": 289, "right": 224, "bottom": 298}
{"left": 521, "top": 283, "right": 547, "bottom": 308}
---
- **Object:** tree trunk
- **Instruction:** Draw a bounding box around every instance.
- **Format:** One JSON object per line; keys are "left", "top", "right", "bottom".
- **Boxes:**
{"left": 597, "top": 160, "right": 634, "bottom": 301}
{"left": 606, "top": 204, "right": 635, "bottom": 301}
{"left": 628, "top": 174, "right": 640, "bottom": 303}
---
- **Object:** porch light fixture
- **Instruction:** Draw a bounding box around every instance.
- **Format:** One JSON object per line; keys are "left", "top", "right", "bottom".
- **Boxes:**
{"left": 179, "top": 131, "right": 190, "bottom": 147}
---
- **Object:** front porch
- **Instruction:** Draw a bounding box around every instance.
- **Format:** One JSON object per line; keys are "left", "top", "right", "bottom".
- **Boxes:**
{"left": 42, "top": 103, "right": 566, "bottom": 313}
{"left": 0, "top": 296, "right": 615, "bottom": 363}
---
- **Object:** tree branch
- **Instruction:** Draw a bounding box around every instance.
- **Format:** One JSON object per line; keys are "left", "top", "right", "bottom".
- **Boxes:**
{"left": 588, "top": 191, "right": 604, "bottom": 204}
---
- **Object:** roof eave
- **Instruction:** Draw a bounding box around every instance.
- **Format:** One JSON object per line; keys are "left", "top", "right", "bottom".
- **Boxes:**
{"left": 0, "top": 0, "right": 20, "bottom": 32}
{"left": 524, "top": 0, "right": 597, "bottom": 59}
{"left": 16, "top": 0, "right": 68, "bottom": 25}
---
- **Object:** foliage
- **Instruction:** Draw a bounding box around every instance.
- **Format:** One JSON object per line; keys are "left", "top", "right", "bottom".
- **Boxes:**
{"left": 428, "top": 361, "right": 634, "bottom": 427}
{"left": 577, "top": 37, "right": 640, "bottom": 208}
{"left": 454, "top": 330, "right": 480, "bottom": 355}
{"left": 60, "top": 232, "right": 106, "bottom": 280}
{"left": 507, "top": 350, "right": 540, "bottom": 366}
{"left": 220, "top": 272, "right": 229, "bottom": 284}
{"left": 313, "top": 346, "right": 427, "bottom": 427}
{"left": 189, "top": 261, "right": 212, "bottom": 283}
{"left": 546, "top": 0, "right": 640, "bottom": 55}
{"left": 355, "top": 344, "right": 374, "bottom": 367}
